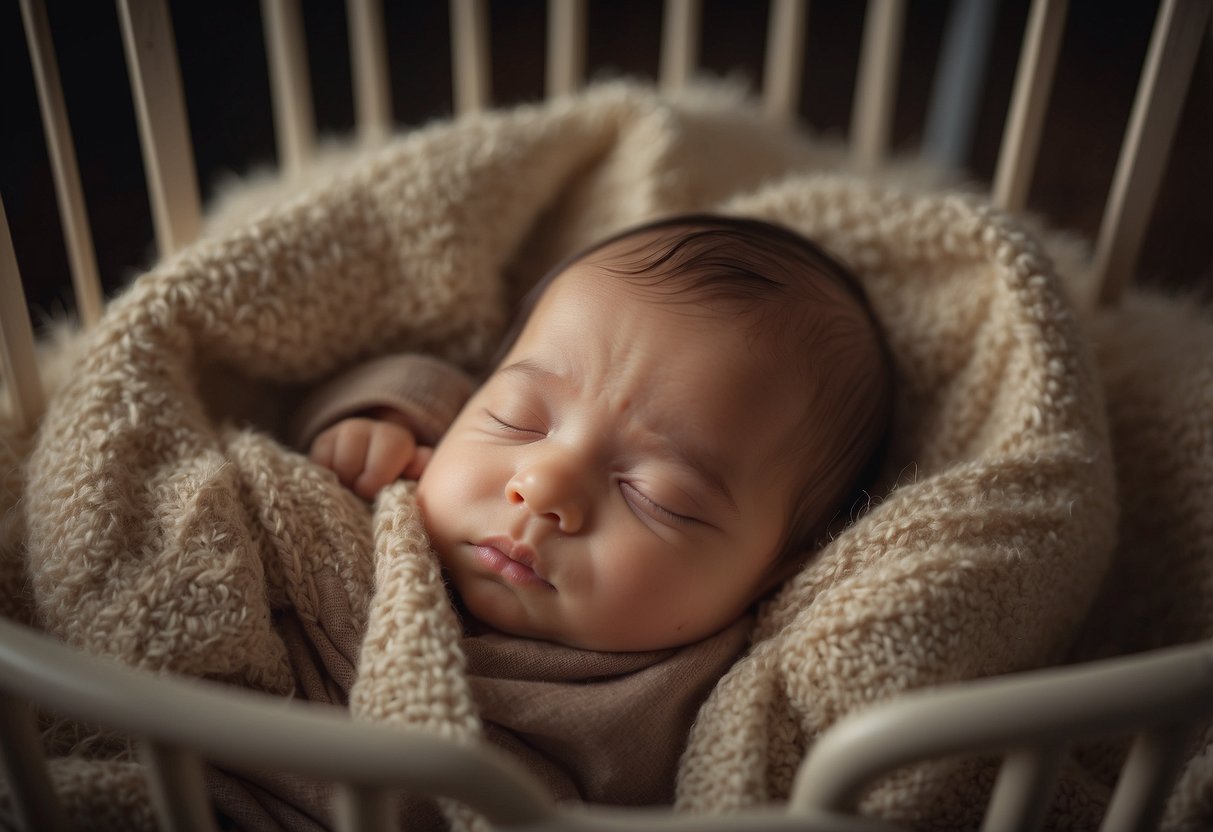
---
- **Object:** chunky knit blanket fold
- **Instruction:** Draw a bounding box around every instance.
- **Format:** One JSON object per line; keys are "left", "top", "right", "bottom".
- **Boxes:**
{"left": 1, "top": 81, "right": 1210, "bottom": 830}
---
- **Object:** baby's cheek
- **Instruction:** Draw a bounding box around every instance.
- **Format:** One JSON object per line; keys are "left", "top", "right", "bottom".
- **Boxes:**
{"left": 415, "top": 443, "right": 495, "bottom": 549}
{"left": 414, "top": 476, "right": 453, "bottom": 550}
{"left": 415, "top": 445, "right": 460, "bottom": 508}
{"left": 601, "top": 551, "right": 688, "bottom": 617}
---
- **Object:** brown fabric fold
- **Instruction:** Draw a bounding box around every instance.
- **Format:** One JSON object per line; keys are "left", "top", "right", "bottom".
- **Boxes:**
{"left": 465, "top": 615, "right": 753, "bottom": 806}
{"left": 290, "top": 353, "right": 475, "bottom": 449}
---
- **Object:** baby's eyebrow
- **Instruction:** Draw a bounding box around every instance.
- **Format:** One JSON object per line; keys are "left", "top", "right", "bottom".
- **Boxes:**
{"left": 496, "top": 359, "right": 560, "bottom": 386}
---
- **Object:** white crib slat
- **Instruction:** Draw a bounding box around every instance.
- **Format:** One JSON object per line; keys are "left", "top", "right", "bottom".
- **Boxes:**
{"left": 762, "top": 0, "right": 808, "bottom": 123}
{"left": 1091, "top": 0, "right": 1211, "bottom": 307}
{"left": 0, "top": 197, "right": 46, "bottom": 434}
{"left": 992, "top": 0, "right": 1069, "bottom": 214}
{"left": 18, "top": 0, "right": 105, "bottom": 328}
{"left": 451, "top": 0, "right": 491, "bottom": 114}
{"left": 333, "top": 783, "right": 396, "bottom": 832}
{"left": 261, "top": 0, "right": 317, "bottom": 177}
{"left": 660, "top": 0, "right": 701, "bottom": 93}
{"left": 546, "top": 0, "right": 587, "bottom": 98}
{"left": 850, "top": 0, "right": 906, "bottom": 171}
{"left": 347, "top": 0, "right": 392, "bottom": 144}
{"left": 922, "top": 0, "right": 999, "bottom": 170}
{"left": 1100, "top": 725, "right": 1192, "bottom": 832}
{"left": 116, "top": 0, "right": 202, "bottom": 258}
{"left": 981, "top": 746, "right": 1062, "bottom": 832}
{"left": 0, "top": 693, "right": 70, "bottom": 831}
{"left": 140, "top": 741, "right": 220, "bottom": 832}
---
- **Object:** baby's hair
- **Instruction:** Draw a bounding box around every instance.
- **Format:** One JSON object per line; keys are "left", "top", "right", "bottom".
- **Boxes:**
{"left": 498, "top": 214, "right": 895, "bottom": 561}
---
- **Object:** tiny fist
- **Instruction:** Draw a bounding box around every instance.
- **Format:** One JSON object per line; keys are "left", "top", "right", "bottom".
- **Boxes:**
{"left": 309, "top": 416, "right": 423, "bottom": 499}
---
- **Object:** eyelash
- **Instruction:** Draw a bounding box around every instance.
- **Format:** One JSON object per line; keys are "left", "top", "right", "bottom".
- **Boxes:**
{"left": 622, "top": 482, "right": 694, "bottom": 526}
{"left": 487, "top": 411, "right": 541, "bottom": 435}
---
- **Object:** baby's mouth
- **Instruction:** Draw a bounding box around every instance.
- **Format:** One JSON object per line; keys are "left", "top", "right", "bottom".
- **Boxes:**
{"left": 474, "top": 537, "right": 555, "bottom": 590}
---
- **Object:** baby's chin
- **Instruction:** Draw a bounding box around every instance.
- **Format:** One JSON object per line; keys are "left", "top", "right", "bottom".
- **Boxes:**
{"left": 457, "top": 585, "right": 560, "bottom": 643}
{"left": 449, "top": 580, "right": 615, "bottom": 650}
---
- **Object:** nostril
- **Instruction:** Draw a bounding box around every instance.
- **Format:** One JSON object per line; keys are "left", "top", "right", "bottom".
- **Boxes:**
{"left": 506, "top": 488, "right": 524, "bottom": 505}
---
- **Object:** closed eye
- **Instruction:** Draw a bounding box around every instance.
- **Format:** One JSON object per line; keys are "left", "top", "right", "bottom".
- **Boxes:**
{"left": 486, "top": 410, "right": 544, "bottom": 436}
{"left": 621, "top": 482, "right": 696, "bottom": 527}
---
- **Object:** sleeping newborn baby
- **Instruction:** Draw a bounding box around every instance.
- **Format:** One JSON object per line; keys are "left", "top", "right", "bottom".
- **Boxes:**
{"left": 293, "top": 214, "right": 893, "bottom": 804}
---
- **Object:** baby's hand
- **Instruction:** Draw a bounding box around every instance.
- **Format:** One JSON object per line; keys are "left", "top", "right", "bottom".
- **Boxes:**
{"left": 308, "top": 409, "right": 432, "bottom": 499}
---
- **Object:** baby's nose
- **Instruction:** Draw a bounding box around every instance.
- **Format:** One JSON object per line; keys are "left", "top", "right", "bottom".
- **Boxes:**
{"left": 505, "top": 464, "right": 588, "bottom": 534}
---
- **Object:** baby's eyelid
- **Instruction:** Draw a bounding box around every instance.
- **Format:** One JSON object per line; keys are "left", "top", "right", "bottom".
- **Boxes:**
{"left": 621, "top": 482, "right": 696, "bottom": 526}
{"left": 486, "top": 409, "right": 544, "bottom": 435}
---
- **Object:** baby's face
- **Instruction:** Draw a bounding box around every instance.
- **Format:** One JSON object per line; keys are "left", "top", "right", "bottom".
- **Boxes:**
{"left": 416, "top": 261, "right": 809, "bottom": 651}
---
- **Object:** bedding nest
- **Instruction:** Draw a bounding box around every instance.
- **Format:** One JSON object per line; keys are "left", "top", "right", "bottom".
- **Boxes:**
{"left": 1, "top": 80, "right": 1211, "bottom": 830}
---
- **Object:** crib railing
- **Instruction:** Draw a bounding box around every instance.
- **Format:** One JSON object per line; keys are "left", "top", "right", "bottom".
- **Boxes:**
{"left": 791, "top": 642, "right": 1213, "bottom": 832}
{"left": 3, "top": 1, "right": 1213, "bottom": 830}
{"left": 1, "top": 614, "right": 1211, "bottom": 831}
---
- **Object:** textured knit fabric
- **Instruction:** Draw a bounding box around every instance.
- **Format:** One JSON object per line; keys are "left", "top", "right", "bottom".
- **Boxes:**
{"left": 0, "top": 81, "right": 1210, "bottom": 830}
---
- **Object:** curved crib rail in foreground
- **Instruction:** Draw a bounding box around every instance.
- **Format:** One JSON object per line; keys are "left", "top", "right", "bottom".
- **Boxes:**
{"left": 1, "top": 616, "right": 1211, "bottom": 832}
{"left": 2, "top": 0, "right": 1213, "bottom": 830}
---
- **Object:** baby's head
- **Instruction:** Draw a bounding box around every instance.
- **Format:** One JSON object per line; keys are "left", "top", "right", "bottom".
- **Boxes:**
{"left": 417, "top": 215, "right": 893, "bottom": 651}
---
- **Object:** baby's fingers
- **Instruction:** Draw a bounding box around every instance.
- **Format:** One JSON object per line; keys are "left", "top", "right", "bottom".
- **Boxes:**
{"left": 328, "top": 421, "right": 374, "bottom": 488}
{"left": 309, "top": 428, "right": 338, "bottom": 471}
{"left": 310, "top": 422, "right": 368, "bottom": 484}
{"left": 353, "top": 422, "right": 417, "bottom": 500}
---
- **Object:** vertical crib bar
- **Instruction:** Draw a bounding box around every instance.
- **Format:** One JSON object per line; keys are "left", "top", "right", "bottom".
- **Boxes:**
{"left": 980, "top": 746, "right": 1063, "bottom": 832}
{"left": 0, "top": 693, "right": 70, "bottom": 831}
{"left": 18, "top": 0, "right": 105, "bottom": 328}
{"left": 922, "top": 0, "right": 999, "bottom": 170}
{"left": 333, "top": 783, "right": 396, "bottom": 832}
{"left": 1100, "top": 725, "right": 1192, "bottom": 832}
{"left": 991, "top": 0, "right": 1068, "bottom": 213}
{"left": 762, "top": 0, "right": 808, "bottom": 123}
{"left": 1091, "top": 0, "right": 1211, "bottom": 308}
{"left": 850, "top": 0, "right": 906, "bottom": 171}
{"left": 347, "top": 0, "right": 392, "bottom": 144}
{"left": 660, "top": 0, "right": 701, "bottom": 94}
{"left": 116, "top": 0, "right": 202, "bottom": 258}
{"left": 546, "top": 0, "right": 586, "bottom": 98}
{"left": 261, "top": 0, "right": 317, "bottom": 177}
{"left": 451, "top": 0, "right": 491, "bottom": 114}
{"left": 140, "top": 741, "right": 220, "bottom": 832}
{"left": 0, "top": 196, "right": 46, "bottom": 434}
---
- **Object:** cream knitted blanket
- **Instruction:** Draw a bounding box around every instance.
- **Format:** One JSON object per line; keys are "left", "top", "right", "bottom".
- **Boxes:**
{"left": 2, "top": 81, "right": 1210, "bottom": 830}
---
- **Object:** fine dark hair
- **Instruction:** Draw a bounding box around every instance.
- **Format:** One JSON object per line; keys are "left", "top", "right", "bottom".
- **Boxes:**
{"left": 495, "top": 214, "right": 895, "bottom": 561}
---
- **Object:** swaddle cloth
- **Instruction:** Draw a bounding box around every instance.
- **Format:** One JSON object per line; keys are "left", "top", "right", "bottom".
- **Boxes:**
{"left": 1, "top": 80, "right": 1209, "bottom": 830}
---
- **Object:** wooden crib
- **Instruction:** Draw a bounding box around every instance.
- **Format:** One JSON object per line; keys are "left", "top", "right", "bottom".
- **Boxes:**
{"left": 2, "top": 1, "right": 1212, "bottom": 830}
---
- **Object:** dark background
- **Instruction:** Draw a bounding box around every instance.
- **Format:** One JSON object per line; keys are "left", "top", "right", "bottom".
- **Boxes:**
{"left": 3, "top": 0, "right": 1210, "bottom": 326}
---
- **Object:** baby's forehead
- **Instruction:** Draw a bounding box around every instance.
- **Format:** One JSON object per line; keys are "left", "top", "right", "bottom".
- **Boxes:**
{"left": 506, "top": 219, "right": 888, "bottom": 407}
{"left": 551, "top": 228, "right": 879, "bottom": 354}
{"left": 533, "top": 260, "right": 879, "bottom": 422}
